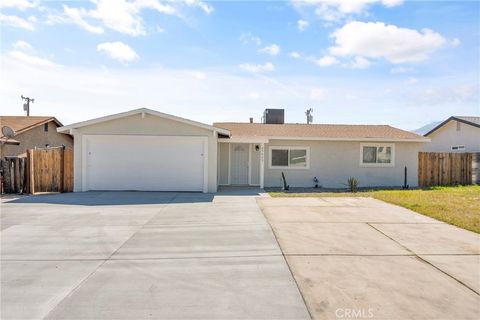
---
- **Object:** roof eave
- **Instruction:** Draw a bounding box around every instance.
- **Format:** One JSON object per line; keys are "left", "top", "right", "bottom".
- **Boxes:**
{"left": 266, "top": 136, "right": 430, "bottom": 142}
{"left": 57, "top": 108, "right": 230, "bottom": 136}
{"left": 424, "top": 116, "right": 480, "bottom": 136}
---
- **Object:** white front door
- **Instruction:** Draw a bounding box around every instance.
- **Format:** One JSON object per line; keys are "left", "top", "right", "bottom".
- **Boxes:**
{"left": 230, "top": 143, "right": 249, "bottom": 185}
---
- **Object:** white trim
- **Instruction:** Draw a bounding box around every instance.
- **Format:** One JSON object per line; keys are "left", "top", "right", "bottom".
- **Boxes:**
{"left": 202, "top": 138, "right": 208, "bottom": 193}
{"left": 248, "top": 144, "right": 252, "bottom": 185}
{"left": 81, "top": 135, "right": 87, "bottom": 191}
{"left": 268, "top": 146, "right": 310, "bottom": 170}
{"left": 81, "top": 134, "right": 209, "bottom": 192}
{"left": 262, "top": 136, "right": 430, "bottom": 143}
{"left": 260, "top": 143, "right": 264, "bottom": 188}
{"left": 58, "top": 108, "right": 230, "bottom": 136}
{"left": 218, "top": 137, "right": 270, "bottom": 143}
{"left": 228, "top": 143, "right": 231, "bottom": 185}
{"left": 359, "top": 143, "right": 395, "bottom": 168}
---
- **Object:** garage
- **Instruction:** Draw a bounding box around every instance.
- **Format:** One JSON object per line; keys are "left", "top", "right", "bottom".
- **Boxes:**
{"left": 57, "top": 108, "right": 230, "bottom": 193}
{"left": 84, "top": 135, "right": 206, "bottom": 192}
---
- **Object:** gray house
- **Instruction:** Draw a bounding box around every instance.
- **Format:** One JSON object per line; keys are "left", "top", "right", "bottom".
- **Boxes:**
{"left": 58, "top": 108, "right": 429, "bottom": 192}
{"left": 421, "top": 116, "right": 480, "bottom": 153}
{"left": 215, "top": 110, "right": 429, "bottom": 189}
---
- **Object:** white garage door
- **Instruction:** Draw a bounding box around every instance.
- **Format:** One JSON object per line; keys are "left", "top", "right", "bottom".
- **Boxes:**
{"left": 84, "top": 135, "right": 206, "bottom": 192}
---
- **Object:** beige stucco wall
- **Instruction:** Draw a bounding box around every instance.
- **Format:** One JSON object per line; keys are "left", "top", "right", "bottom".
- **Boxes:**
{"left": 421, "top": 120, "right": 480, "bottom": 152}
{"left": 69, "top": 113, "right": 218, "bottom": 192}
{"left": 217, "top": 143, "right": 229, "bottom": 185}
{"left": 264, "top": 140, "right": 424, "bottom": 188}
{"left": 0, "top": 121, "right": 73, "bottom": 157}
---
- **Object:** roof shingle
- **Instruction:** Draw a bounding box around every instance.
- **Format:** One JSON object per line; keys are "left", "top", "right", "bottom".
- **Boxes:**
{"left": 213, "top": 122, "right": 427, "bottom": 141}
{"left": 0, "top": 116, "right": 61, "bottom": 138}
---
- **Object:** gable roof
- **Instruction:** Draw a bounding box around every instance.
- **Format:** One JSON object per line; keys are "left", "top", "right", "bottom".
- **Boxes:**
{"left": 57, "top": 108, "right": 230, "bottom": 136}
{"left": 424, "top": 116, "right": 480, "bottom": 136}
{"left": 213, "top": 122, "right": 429, "bottom": 142}
{"left": 0, "top": 116, "right": 62, "bottom": 138}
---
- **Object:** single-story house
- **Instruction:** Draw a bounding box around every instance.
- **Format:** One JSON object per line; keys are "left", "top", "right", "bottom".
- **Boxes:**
{"left": 0, "top": 116, "right": 73, "bottom": 157}
{"left": 421, "top": 116, "right": 480, "bottom": 153}
{"left": 58, "top": 108, "right": 429, "bottom": 192}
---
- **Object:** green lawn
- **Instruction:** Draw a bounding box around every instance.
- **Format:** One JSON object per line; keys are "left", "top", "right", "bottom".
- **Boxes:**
{"left": 269, "top": 185, "right": 480, "bottom": 234}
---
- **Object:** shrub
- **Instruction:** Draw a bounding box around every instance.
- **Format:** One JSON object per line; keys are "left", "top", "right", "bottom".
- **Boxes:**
{"left": 347, "top": 177, "right": 359, "bottom": 193}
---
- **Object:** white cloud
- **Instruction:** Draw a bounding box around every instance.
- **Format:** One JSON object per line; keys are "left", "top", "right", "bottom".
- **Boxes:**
{"left": 309, "top": 88, "right": 327, "bottom": 101}
{"left": 63, "top": 5, "right": 104, "bottom": 34}
{"left": 1, "top": 53, "right": 477, "bottom": 130}
{"left": 0, "top": 0, "right": 37, "bottom": 10}
{"left": 259, "top": 44, "right": 280, "bottom": 56}
{"left": 450, "top": 38, "right": 461, "bottom": 47}
{"left": 406, "top": 77, "right": 418, "bottom": 85}
{"left": 297, "top": 19, "right": 309, "bottom": 31}
{"left": 294, "top": 0, "right": 404, "bottom": 22}
{"left": 13, "top": 40, "right": 32, "bottom": 51}
{"left": 8, "top": 51, "right": 57, "bottom": 67}
{"left": 239, "top": 32, "right": 262, "bottom": 46}
{"left": 0, "top": 14, "right": 36, "bottom": 30}
{"left": 289, "top": 51, "right": 301, "bottom": 58}
{"left": 97, "top": 42, "right": 139, "bottom": 63}
{"left": 349, "top": 56, "right": 370, "bottom": 69}
{"left": 314, "top": 55, "right": 339, "bottom": 67}
{"left": 194, "top": 71, "right": 206, "bottom": 80}
{"left": 239, "top": 62, "right": 275, "bottom": 73}
{"left": 184, "top": 0, "right": 214, "bottom": 14}
{"left": 329, "top": 21, "right": 447, "bottom": 63}
{"left": 390, "top": 66, "right": 411, "bottom": 74}
{"left": 50, "top": 0, "right": 215, "bottom": 36}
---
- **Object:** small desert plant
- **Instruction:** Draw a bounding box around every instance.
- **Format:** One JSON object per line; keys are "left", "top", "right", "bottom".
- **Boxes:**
{"left": 281, "top": 172, "right": 290, "bottom": 191}
{"left": 347, "top": 177, "right": 359, "bottom": 193}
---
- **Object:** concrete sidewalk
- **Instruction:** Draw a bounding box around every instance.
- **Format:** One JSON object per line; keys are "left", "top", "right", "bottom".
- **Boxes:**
{"left": 1, "top": 192, "right": 309, "bottom": 320}
{"left": 258, "top": 196, "right": 480, "bottom": 320}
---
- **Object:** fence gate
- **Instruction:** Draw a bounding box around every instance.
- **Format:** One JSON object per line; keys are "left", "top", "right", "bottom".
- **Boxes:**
{"left": 418, "top": 152, "right": 473, "bottom": 187}
{"left": 27, "top": 147, "right": 73, "bottom": 193}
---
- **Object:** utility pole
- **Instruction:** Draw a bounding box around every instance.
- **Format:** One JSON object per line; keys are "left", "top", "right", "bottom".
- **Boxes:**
{"left": 21, "top": 95, "right": 34, "bottom": 116}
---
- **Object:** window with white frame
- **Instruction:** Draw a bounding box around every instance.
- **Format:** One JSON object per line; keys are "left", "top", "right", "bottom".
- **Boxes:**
{"left": 451, "top": 145, "right": 465, "bottom": 151}
{"left": 360, "top": 143, "right": 394, "bottom": 167}
{"left": 270, "top": 147, "right": 309, "bottom": 169}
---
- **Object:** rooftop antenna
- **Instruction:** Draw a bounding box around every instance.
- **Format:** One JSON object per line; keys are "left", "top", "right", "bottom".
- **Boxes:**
{"left": 21, "top": 95, "right": 34, "bottom": 116}
{"left": 306, "top": 108, "right": 313, "bottom": 124}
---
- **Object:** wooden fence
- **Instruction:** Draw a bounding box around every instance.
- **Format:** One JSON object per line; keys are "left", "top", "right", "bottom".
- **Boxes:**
{"left": 418, "top": 152, "right": 473, "bottom": 187}
{"left": 472, "top": 153, "right": 480, "bottom": 184}
{"left": 1, "top": 157, "right": 27, "bottom": 193}
{"left": 1, "top": 147, "right": 73, "bottom": 194}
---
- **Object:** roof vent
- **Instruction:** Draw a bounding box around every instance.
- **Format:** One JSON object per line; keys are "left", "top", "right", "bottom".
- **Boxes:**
{"left": 263, "top": 109, "right": 284, "bottom": 124}
{"left": 249, "top": 117, "right": 253, "bottom": 123}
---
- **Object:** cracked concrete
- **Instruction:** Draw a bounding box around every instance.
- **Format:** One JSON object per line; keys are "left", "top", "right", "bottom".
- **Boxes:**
{"left": 258, "top": 196, "right": 480, "bottom": 320}
{"left": 1, "top": 191, "right": 309, "bottom": 320}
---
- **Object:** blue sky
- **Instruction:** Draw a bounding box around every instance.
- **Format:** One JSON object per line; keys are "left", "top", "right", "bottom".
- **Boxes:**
{"left": 1, "top": 0, "right": 479, "bottom": 130}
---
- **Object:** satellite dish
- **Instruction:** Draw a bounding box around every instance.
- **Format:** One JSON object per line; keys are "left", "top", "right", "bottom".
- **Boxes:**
{"left": 2, "top": 126, "right": 16, "bottom": 139}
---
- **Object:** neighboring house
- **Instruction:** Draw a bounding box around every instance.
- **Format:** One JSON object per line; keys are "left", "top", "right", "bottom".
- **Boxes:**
{"left": 421, "top": 116, "right": 480, "bottom": 153}
{"left": 58, "top": 108, "right": 429, "bottom": 192}
{"left": 0, "top": 116, "right": 73, "bottom": 157}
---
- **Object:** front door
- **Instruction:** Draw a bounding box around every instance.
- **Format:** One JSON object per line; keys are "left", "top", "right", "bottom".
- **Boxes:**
{"left": 231, "top": 143, "right": 249, "bottom": 185}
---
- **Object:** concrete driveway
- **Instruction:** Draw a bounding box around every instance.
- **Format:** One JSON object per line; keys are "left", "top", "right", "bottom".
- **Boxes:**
{"left": 1, "top": 191, "right": 309, "bottom": 320}
{"left": 258, "top": 197, "right": 480, "bottom": 320}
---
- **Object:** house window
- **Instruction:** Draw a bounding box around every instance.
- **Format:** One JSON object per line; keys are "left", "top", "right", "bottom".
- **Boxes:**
{"left": 44, "top": 123, "right": 48, "bottom": 132}
{"left": 451, "top": 145, "right": 465, "bottom": 151}
{"left": 360, "top": 143, "right": 394, "bottom": 167}
{"left": 270, "top": 147, "right": 309, "bottom": 169}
